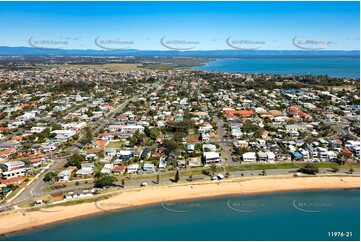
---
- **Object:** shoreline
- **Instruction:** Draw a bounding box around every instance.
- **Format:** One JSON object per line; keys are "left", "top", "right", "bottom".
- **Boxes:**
{"left": 0, "top": 175, "right": 359, "bottom": 236}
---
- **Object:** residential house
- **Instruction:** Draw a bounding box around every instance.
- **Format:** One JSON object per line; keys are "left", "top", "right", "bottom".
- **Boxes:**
{"left": 242, "top": 152, "right": 257, "bottom": 162}
{"left": 203, "top": 152, "right": 221, "bottom": 165}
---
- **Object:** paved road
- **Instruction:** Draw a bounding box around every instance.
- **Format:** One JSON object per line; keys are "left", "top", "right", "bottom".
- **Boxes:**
{"left": 213, "top": 115, "right": 234, "bottom": 164}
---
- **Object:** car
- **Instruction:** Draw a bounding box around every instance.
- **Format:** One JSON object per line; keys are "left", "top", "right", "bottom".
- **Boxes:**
{"left": 140, "top": 182, "right": 148, "bottom": 187}
{"left": 217, "top": 174, "right": 224, "bottom": 180}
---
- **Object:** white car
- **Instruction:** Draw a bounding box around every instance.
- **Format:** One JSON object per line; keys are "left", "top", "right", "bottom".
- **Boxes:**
{"left": 217, "top": 174, "right": 225, "bottom": 180}
{"left": 140, "top": 182, "right": 148, "bottom": 187}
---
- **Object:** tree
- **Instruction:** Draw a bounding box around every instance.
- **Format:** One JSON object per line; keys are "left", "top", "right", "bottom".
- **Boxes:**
{"left": 156, "top": 174, "right": 160, "bottom": 184}
{"left": 121, "top": 179, "right": 125, "bottom": 187}
{"left": 67, "top": 154, "right": 85, "bottom": 168}
{"left": 149, "top": 128, "right": 160, "bottom": 139}
{"left": 52, "top": 124, "right": 62, "bottom": 130}
{"left": 297, "top": 164, "right": 319, "bottom": 175}
{"left": 208, "top": 163, "right": 218, "bottom": 177}
{"left": 81, "top": 126, "right": 93, "bottom": 145}
{"left": 331, "top": 163, "right": 340, "bottom": 173}
{"left": 174, "top": 169, "right": 180, "bottom": 182}
{"left": 94, "top": 174, "right": 117, "bottom": 188}
{"left": 349, "top": 168, "right": 354, "bottom": 174}
{"left": 189, "top": 175, "right": 193, "bottom": 182}
{"left": 336, "top": 152, "right": 350, "bottom": 166}
{"left": 261, "top": 170, "right": 267, "bottom": 176}
{"left": 43, "top": 172, "right": 57, "bottom": 182}
{"left": 164, "top": 140, "right": 179, "bottom": 154}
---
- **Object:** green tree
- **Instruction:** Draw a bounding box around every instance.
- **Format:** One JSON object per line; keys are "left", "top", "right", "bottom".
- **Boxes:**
{"left": 94, "top": 174, "right": 117, "bottom": 188}
{"left": 209, "top": 163, "right": 217, "bottom": 177}
{"left": 67, "top": 154, "right": 85, "bottom": 168}
{"left": 174, "top": 169, "right": 180, "bottom": 182}
{"left": 156, "top": 174, "right": 160, "bottom": 184}
{"left": 43, "top": 172, "right": 57, "bottom": 182}
{"left": 330, "top": 164, "right": 340, "bottom": 173}
{"left": 52, "top": 123, "right": 62, "bottom": 130}
{"left": 149, "top": 128, "right": 160, "bottom": 139}
{"left": 164, "top": 140, "right": 179, "bottom": 154}
{"left": 297, "top": 164, "right": 319, "bottom": 175}
{"left": 81, "top": 126, "right": 93, "bottom": 145}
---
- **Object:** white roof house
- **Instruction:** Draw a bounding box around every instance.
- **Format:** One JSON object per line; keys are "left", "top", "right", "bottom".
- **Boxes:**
{"left": 202, "top": 144, "right": 217, "bottom": 152}
{"left": 203, "top": 152, "right": 221, "bottom": 165}
{"left": 101, "top": 164, "right": 114, "bottom": 174}
{"left": 266, "top": 152, "right": 276, "bottom": 163}
{"left": 127, "top": 164, "right": 139, "bottom": 173}
{"left": 242, "top": 152, "right": 257, "bottom": 162}
{"left": 58, "top": 170, "right": 71, "bottom": 181}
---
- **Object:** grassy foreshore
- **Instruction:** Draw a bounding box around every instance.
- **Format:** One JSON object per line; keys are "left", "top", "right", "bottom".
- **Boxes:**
{"left": 0, "top": 175, "right": 359, "bottom": 236}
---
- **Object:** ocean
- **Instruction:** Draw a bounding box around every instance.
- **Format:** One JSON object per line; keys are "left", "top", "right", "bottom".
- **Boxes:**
{"left": 192, "top": 58, "right": 360, "bottom": 79}
{"left": 3, "top": 189, "right": 360, "bottom": 241}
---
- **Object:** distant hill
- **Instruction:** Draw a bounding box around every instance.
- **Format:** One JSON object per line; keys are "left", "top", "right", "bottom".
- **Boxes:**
{"left": 0, "top": 46, "right": 359, "bottom": 58}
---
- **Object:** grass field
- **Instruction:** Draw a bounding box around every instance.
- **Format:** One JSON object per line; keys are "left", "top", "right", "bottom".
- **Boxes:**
{"left": 106, "top": 141, "right": 124, "bottom": 148}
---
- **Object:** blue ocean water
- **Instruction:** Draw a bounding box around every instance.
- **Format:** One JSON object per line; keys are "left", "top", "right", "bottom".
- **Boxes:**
{"left": 3, "top": 189, "right": 359, "bottom": 241}
{"left": 192, "top": 58, "right": 360, "bottom": 78}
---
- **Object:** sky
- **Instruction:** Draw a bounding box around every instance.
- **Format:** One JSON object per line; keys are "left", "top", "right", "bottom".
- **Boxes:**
{"left": 0, "top": 1, "right": 359, "bottom": 50}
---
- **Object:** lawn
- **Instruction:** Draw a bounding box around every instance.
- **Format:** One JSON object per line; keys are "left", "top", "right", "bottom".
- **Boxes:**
{"left": 106, "top": 141, "right": 124, "bottom": 148}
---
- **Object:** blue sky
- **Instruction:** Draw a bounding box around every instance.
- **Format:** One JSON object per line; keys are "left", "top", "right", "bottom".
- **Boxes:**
{"left": 0, "top": 1, "right": 359, "bottom": 50}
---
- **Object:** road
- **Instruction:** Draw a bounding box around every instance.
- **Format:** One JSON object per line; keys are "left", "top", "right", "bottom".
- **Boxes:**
{"left": 213, "top": 115, "right": 234, "bottom": 164}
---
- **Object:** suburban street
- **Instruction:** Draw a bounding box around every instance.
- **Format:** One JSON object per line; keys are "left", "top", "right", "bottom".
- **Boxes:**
{"left": 213, "top": 115, "right": 234, "bottom": 164}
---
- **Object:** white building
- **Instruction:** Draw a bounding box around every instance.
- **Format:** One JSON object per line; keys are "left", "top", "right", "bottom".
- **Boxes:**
{"left": 1, "top": 168, "right": 26, "bottom": 179}
{"left": 203, "top": 152, "right": 221, "bottom": 165}
{"left": 127, "top": 164, "right": 139, "bottom": 173}
{"left": 58, "top": 170, "right": 71, "bottom": 182}
{"left": 18, "top": 112, "right": 36, "bottom": 121}
{"left": 316, "top": 147, "right": 329, "bottom": 161}
{"left": 242, "top": 152, "right": 257, "bottom": 162}
{"left": 31, "top": 127, "right": 47, "bottom": 133}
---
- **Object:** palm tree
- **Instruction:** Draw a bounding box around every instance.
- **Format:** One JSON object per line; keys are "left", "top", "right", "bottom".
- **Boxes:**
{"left": 209, "top": 163, "right": 217, "bottom": 177}
{"left": 174, "top": 169, "right": 180, "bottom": 182}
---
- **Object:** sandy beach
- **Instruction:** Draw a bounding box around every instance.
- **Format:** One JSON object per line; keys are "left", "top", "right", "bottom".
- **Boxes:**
{"left": 0, "top": 175, "right": 359, "bottom": 236}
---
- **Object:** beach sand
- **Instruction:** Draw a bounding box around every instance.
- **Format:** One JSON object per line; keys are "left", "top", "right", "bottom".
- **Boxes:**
{"left": 0, "top": 175, "right": 359, "bottom": 235}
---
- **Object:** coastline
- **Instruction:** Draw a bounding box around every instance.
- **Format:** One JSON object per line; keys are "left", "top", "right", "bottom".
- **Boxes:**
{"left": 0, "top": 175, "right": 359, "bottom": 236}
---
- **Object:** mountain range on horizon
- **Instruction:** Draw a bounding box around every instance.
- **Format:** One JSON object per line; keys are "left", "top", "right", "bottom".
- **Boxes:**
{"left": 0, "top": 46, "right": 359, "bottom": 57}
